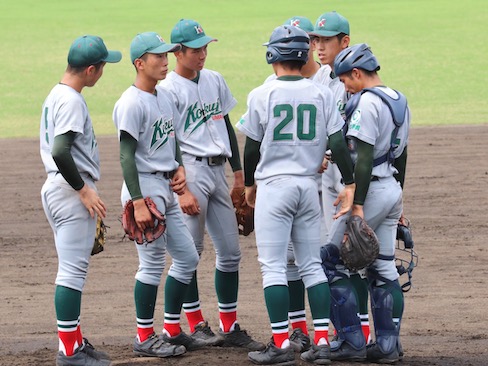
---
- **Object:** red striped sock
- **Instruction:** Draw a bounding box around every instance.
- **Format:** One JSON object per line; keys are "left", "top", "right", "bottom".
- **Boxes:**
{"left": 314, "top": 330, "right": 329, "bottom": 346}
{"left": 184, "top": 309, "right": 204, "bottom": 333}
{"left": 273, "top": 332, "right": 290, "bottom": 349}
{"left": 290, "top": 320, "right": 308, "bottom": 335}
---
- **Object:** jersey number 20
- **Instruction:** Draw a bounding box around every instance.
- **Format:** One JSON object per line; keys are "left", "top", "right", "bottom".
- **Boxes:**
{"left": 273, "top": 104, "right": 316, "bottom": 141}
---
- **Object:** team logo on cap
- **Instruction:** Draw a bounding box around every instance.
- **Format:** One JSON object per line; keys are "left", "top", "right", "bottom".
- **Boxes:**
{"left": 156, "top": 34, "right": 165, "bottom": 43}
{"left": 194, "top": 25, "right": 204, "bottom": 34}
{"left": 291, "top": 19, "right": 301, "bottom": 27}
{"left": 318, "top": 18, "right": 326, "bottom": 27}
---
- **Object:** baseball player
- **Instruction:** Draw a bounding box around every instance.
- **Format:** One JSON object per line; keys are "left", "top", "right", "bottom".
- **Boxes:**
{"left": 309, "top": 11, "right": 372, "bottom": 346}
{"left": 264, "top": 16, "right": 332, "bottom": 353}
{"left": 40, "top": 35, "right": 121, "bottom": 366}
{"left": 238, "top": 25, "right": 356, "bottom": 365}
{"left": 324, "top": 43, "right": 410, "bottom": 363}
{"left": 159, "top": 19, "right": 264, "bottom": 351}
{"left": 113, "top": 32, "right": 205, "bottom": 358}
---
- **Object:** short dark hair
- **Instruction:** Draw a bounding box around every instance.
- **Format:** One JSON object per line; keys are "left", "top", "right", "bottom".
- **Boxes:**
{"left": 67, "top": 61, "right": 104, "bottom": 74}
{"left": 279, "top": 59, "right": 306, "bottom": 71}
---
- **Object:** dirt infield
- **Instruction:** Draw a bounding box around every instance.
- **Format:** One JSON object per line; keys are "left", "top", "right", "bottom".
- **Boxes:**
{"left": 1, "top": 125, "right": 487, "bottom": 366}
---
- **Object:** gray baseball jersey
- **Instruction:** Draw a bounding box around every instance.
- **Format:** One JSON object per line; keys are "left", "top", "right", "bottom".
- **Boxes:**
{"left": 159, "top": 69, "right": 241, "bottom": 272}
{"left": 113, "top": 85, "right": 198, "bottom": 286}
{"left": 40, "top": 83, "right": 100, "bottom": 292}
{"left": 237, "top": 76, "right": 343, "bottom": 289}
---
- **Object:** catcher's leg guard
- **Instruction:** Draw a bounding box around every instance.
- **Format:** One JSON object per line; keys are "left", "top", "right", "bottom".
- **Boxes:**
{"left": 320, "top": 244, "right": 347, "bottom": 283}
{"left": 367, "top": 282, "right": 403, "bottom": 363}
{"left": 329, "top": 280, "right": 366, "bottom": 361}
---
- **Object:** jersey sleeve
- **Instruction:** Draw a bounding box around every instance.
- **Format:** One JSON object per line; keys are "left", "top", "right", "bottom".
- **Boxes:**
{"left": 236, "top": 88, "right": 265, "bottom": 142}
{"left": 113, "top": 94, "right": 143, "bottom": 141}
{"left": 216, "top": 72, "right": 237, "bottom": 116}
{"left": 346, "top": 93, "right": 380, "bottom": 145}
{"left": 53, "top": 97, "right": 86, "bottom": 136}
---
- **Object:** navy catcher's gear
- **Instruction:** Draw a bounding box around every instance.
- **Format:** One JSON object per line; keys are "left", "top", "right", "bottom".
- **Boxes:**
{"left": 396, "top": 218, "right": 418, "bottom": 292}
{"left": 367, "top": 284, "right": 403, "bottom": 363}
{"left": 320, "top": 244, "right": 347, "bottom": 283}
{"left": 344, "top": 87, "right": 408, "bottom": 167}
{"left": 334, "top": 43, "right": 380, "bottom": 76}
{"left": 329, "top": 283, "right": 366, "bottom": 360}
{"left": 264, "top": 25, "right": 310, "bottom": 64}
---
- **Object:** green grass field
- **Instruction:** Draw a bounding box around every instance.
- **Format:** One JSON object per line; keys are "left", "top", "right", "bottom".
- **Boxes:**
{"left": 0, "top": 0, "right": 486, "bottom": 138}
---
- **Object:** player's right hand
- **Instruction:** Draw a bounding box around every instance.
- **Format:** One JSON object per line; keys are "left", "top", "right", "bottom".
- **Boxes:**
{"left": 178, "top": 189, "right": 201, "bottom": 216}
{"left": 245, "top": 185, "right": 257, "bottom": 208}
{"left": 79, "top": 184, "right": 106, "bottom": 219}
{"left": 133, "top": 198, "right": 154, "bottom": 231}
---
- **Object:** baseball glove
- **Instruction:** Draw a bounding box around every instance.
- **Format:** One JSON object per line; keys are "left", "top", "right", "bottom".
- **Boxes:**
{"left": 230, "top": 188, "right": 254, "bottom": 236}
{"left": 122, "top": 197, "right": 166, "bottom": 244}
{"left": 340, "top": 215, "right": 380, "bottom": 272}
{"left": 91, "top": 215, "right": 107, "bottom": 256}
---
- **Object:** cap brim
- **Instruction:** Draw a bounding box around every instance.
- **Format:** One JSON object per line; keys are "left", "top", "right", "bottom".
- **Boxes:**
{"left": 103, "top": 50, "right": 122, "bottom": 63}
{"left": 309, "top": 30, "right": 341, "bottom": 37}
{"left": 182, "top": 36, "right": 217, "bottom": 49}
{"left": 148, "top": 43, "right": 182, "bottom": 54}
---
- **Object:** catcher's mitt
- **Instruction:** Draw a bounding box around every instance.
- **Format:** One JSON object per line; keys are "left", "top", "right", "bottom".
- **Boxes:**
{"left": 230, "top": 188, "right": 254, "bottom": 236}
{"left": 91, "top": 215, "right": 107, "bottom": 256}
{"left": 122, "top": 197, "right": 166, "bottom": 244}
{"left": 340, "top": 215, "right": 380, "bottom": 272}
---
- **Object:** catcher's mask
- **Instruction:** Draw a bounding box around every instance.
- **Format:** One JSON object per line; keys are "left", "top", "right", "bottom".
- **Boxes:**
{"left": 396, "top": 218, "right": 418, "bottom": 292}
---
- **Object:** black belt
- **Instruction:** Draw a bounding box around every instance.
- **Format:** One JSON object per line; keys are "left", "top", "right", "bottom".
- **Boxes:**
{"left": 152, "top": 170, "right": 176, "bottom": 179}
{"left": 196, "top": 156, "right": 226, "bottom": 166}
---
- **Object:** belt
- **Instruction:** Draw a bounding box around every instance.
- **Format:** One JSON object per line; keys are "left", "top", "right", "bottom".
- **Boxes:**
{"left": 151, "top": 170, "right": 176, "bottom": 179}
{"left": 371, "top": 176, "right": 379, "bottom": 181}
{"left": 195, "top": 156, "right": 226, "bottom": 166}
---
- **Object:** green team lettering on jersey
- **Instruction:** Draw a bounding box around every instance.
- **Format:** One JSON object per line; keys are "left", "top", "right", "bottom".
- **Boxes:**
{"left": 151, "top": 117, "right": 174, "bottom": 151}
{"left": 184, "top": 100, "right": 222, "bottom": 135}
{"left": 44, "top": 107, "right": 49, "bottom": 143}
{"left": 273, "top": 103, "right": 316, "bottom": 141}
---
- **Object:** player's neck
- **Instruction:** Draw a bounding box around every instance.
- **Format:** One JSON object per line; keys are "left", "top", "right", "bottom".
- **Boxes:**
{"left": 60, "top": 73, "right": 84, "bottom": 93}
{"left": 363, "top": 74, "right": 383, "bottom": 89}
{"left": 175, "top": 64, "right": 198, "bottom": 80}
{"left": 133, "top": 76, "right": 157, "bottom": 94}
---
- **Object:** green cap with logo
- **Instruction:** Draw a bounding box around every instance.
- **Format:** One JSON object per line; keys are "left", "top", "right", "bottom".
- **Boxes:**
{"left": 130, "top": 32, "right": 181, "bottom": 63}
{"left": 283, "top": 16, "right": 314, "bottom": 33}
{"left": 170, "top": 19, "right": 217, "bottom": 48}
{"left": 310, "top": 11, "right": 350, "bottom": 37}
{"left": 68, "top": 35, "right": 122, "bottom": 67}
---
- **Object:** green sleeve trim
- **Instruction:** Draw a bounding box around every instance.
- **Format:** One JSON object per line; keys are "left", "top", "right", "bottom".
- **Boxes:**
{"left": 175, "top": 139, "right": 183, "bottom": 166}
{"left": 393, "top": 146, "right": 407, "bottom": 189}
{"left": 225, "top": 114, "right": 243, "bottom": 172}
{"left": 120, "top": 131, "right": 143, "bottom": 200}
{"left": 52, "top": 132, "right": 85, "bottom": 191}
{"left": 243, "top": 137, "right": 261, "bottom": 186}
{"left": 353, "top": 139, "right": 374, "bottom": 205}
{"left": 328, "top": 131, "right": 354, "bottom": 185}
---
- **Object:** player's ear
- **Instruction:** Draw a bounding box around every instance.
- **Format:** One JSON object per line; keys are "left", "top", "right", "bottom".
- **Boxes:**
{"left": 341, "top": 35, "right": 350, "bottom": 49}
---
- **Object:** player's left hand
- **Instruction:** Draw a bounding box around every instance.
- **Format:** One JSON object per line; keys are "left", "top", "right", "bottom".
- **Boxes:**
{"left": 171, "top": 166, "right": 187, "bottom": 195}
{"left": 245, "top": 184, "right": 257, "bottom": 208}
{"left": 333, "top": 183, "right": 355, "bottom": 219}
{"left": 318, "top": 157, "right": 329, "bottom": 173}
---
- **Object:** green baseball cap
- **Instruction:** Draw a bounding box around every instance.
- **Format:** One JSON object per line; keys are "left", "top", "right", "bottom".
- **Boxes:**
{"left": 284, "top": 16, "right": 314, "bottom": 33}
{"left": 67, "top": 35, "right": 122, "bottom": 67}
{"left": 310, "top": 11, "right": 350, "bottom": 37}
{"left": 130, "top": 32, "right": 181, "bottom": 63}
{"left": 170, "top": 19, "right": 217, "bottom": 48}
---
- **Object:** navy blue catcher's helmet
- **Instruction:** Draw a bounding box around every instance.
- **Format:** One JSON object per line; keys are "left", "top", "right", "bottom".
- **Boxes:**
{"left": 264, "top": 25, "right": 310, "bottom": 64}
{"left": 334, "top": 43, "right": 380, "bottom": 76}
